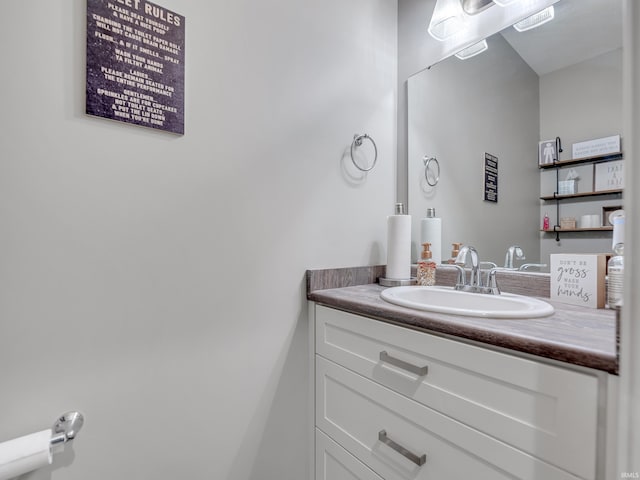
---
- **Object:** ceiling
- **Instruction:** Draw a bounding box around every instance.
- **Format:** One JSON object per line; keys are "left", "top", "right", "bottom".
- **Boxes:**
{"left": 499, "top": 0, "right": 623, "bottom": 76}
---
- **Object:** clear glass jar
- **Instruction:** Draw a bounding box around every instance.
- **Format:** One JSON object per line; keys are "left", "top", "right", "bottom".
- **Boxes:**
{"left": 607, "top": 248, "right": 623, "bottom": 308}
{"left": 607, "top": 210, "right": 624, "bottom": 309}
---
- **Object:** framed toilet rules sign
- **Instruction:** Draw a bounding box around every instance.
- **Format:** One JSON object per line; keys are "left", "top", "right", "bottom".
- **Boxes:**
{"left": 483, "top": 153, "right": 498, "bottom": 203}
{"left": 86, "top": 0, "right": 185, "bottom": 134}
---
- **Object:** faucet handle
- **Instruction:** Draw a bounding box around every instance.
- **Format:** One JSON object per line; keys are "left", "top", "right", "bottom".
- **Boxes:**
{"left": 486, "top": 269, "right": 501, "bottom": 295}
{"left": 480, "top": 261, "right": 497, "bottom": 269}
{"left": 439, "top": 264, "right": 466, "bottom": 288}
{"left": 519, "top": 263, "right": 547, "bottom": 271}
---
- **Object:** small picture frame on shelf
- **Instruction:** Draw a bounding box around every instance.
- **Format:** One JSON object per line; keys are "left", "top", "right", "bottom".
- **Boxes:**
{"left": 572, "top": 134, "right": 620, "bottom": 159}
{"left": 539, "top": 140, "right": 557, "bottom": 166}
{"left": 594, "top": 160, "right": 624, "bottom": 191}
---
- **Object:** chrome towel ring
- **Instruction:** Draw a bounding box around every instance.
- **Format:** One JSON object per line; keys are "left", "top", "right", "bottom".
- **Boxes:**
{"left": 350, "top": 133, "right": 378, "bottom": 172}
{"left": 423, "top": 155, "right": 440, "bottom": 186}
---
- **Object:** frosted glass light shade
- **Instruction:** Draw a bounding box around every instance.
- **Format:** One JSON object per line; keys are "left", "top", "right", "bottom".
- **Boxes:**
{"left": 428, "top": 0, "right": 467, "bottom": 41}
{"left": 513, "top": 5, "right": 555, "bottom": 32}
{"left": 455, "top": 39, "right": 488, "bottom": 59}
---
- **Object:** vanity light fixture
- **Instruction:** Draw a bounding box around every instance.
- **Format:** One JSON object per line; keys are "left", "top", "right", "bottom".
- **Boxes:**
{"left": 427, "top": 0, "right": 555, "bottom": 43}
{"left": 513, "top": 5, "right": 555, "bottom": 32}
{"left": 455, "top": 39, "right": 489, "bottom": 59}
{"left": 461, "top": 0, "right": 495, "bottom": 15}
{"left": 428, "top": 0, "right": 468, "bottom": 41}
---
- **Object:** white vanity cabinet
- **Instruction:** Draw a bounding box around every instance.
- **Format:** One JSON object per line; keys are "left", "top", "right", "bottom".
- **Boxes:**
{"left": 311, "top": 304, "right": 616, "bottom": 480}
{"left": 316, "top": 429, "right": 384, "bottom": 480}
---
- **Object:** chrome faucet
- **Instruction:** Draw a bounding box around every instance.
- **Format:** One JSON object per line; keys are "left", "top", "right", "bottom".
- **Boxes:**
{"left": 504, "top": 245, "right": 525, "bottom": 269}
{"left": 437, "top": 263, "right": 466, "bottom": 287}
{"left": 456, "top": 245, "right": 481, "bottom": 288}
{"left": 454, "top": 245, "right": 500, "bottom": 294}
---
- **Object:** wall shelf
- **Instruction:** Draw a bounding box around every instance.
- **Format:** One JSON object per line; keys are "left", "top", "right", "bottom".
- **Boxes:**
{"left": 540, "top": 148, "right": 623, "bottom": 242}
{"left": 539, "top": 152, "right": 623, "bottom": 170}
{"left": 540, "top": 189, "right": 623, "bottom": 201}
{"left": 541, "top": 226, "right": 613, "bottom": 233}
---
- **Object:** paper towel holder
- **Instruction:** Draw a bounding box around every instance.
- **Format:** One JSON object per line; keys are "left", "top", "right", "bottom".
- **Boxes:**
{"left": 50, "top": 411, "right": 84, "bottom": 447}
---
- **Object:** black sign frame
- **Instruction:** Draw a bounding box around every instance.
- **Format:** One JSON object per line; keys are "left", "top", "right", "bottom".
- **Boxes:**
{"left": 484, "top": 153, "right": 498, "bottom": 203}
{"left": 86, "top": 0, "right": 185, "bottom": 134}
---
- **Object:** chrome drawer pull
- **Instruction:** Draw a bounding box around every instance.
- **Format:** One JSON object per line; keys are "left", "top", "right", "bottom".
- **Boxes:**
{"left": 378, "top": 430, "right": 426, "bottom": 466}
{"left": 379, "top": 351, "right": 428, "bottom": 376}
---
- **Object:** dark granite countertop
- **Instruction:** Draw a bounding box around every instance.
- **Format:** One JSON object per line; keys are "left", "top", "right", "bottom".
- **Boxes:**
{"left": 307, "top": 267, "right": 618, "bottom": 374}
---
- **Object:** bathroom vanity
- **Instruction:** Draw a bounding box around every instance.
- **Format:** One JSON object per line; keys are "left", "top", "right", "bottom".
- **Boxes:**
{"left": 307, "top": 267, "right": 618, "bottom": 480}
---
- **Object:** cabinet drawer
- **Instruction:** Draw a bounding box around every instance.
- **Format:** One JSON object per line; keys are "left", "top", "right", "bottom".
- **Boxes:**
{"left": 316, "top": 429, "right": 384, "bottom": 480}
{"left": 317, "top": 356, "right": 583, "bottom": 480}
{"left": 315, "top": 305, "right": 598, "bottom": 480}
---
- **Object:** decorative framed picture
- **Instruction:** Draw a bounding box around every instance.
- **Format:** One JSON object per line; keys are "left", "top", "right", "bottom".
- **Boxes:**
{"left": 594, "top": 160, "right": 624, "bottom": 191}
{"left": 572, "top": 134, "right": 620, "bottom": 159}
{"left": 86, "top": 0, "right": 186, "bottom": 134}
{"left": 550, "top": 254, "right": 606, "bottom": 309}
{"left": 538, "top": 140, "right": 557, "bottom": 166}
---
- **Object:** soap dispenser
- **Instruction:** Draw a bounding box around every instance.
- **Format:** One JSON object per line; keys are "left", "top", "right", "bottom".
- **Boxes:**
{"left": 445, "top": 243, "right": 463, "bottom": 264}
{"left": 417, "top": 243, "right": 436, "bottom": 286}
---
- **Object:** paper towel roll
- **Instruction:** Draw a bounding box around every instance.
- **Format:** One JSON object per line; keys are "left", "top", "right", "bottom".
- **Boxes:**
{"left": 579, "top": 214, "right": 592, "bottom": 228}
{"left": 0, "top": 430, "right": 52, "bottom": 480}
{"left": 386, "top": 214, "right": 411, "bottom": 279}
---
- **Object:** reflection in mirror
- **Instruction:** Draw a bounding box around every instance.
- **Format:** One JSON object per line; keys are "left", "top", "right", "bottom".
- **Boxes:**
{"left": 407, "top": 0, "right": 622, "bottom": 271}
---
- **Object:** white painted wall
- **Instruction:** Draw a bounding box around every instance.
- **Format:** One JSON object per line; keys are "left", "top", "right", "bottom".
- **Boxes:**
{"left": 407, "top": 34, "right": 540, "bottom": 266}
{"left": 0, "top": 1, "right": 397, "bottom": 479}
{"left": 539, "top": 49, "right": 623, "bottom": 264}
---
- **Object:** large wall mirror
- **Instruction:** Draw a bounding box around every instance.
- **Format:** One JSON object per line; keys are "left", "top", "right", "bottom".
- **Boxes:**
{"left": 407, "top": 0, "right": 623, "bottom": 271}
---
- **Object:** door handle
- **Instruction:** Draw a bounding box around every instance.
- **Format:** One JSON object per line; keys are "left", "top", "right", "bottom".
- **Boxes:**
{"left": 378, "top": 430, "right": 426, "bottom": 466}
{"left": 379, "top": 351, "right": 428, "bottom": 376}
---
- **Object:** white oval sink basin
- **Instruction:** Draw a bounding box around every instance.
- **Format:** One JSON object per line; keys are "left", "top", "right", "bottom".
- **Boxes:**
{"left": 380, "top": 286, "right": 554, "bottom": 318}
